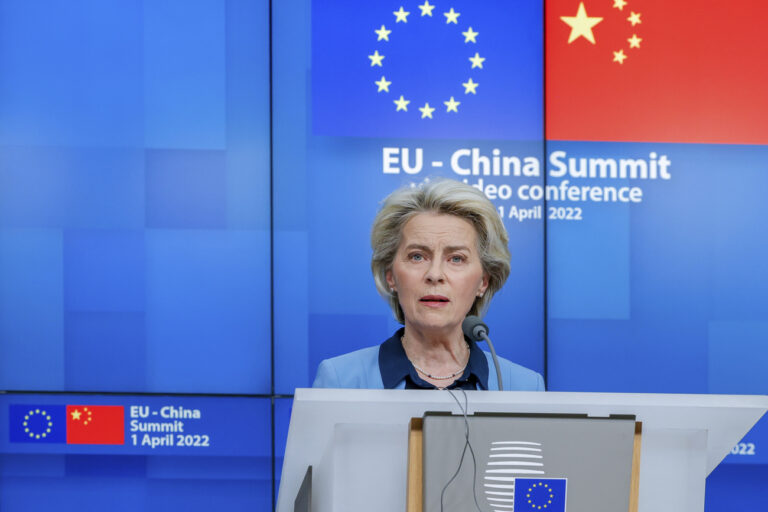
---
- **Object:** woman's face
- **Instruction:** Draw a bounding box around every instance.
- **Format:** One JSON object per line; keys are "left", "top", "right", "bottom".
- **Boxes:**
{"left": 386, "top": 212, "right": 489, "bottom": 336}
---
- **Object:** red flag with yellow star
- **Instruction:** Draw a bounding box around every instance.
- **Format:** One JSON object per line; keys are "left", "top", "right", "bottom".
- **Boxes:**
{"left": 546, "top": 0, "right": 768, "bottom": 144}
{"left": 66, "top": 405, "right": 124, "bottom": 445}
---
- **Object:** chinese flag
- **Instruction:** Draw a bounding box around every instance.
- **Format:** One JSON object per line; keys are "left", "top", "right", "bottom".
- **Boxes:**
{"left": 66, "top": 405, "right": 125, "bottom": 445}
{"left": 546, "top": 0, "right": 768, "bottom": 144}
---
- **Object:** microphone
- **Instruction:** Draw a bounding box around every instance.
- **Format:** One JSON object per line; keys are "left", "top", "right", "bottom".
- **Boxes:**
{"left": 462, "top": 316, "right": 504, "bottom": 391}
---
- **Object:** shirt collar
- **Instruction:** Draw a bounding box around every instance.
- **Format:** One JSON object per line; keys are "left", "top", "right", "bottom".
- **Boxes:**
{"left": 378, "top": 328, "right": 489, "bottom": 390}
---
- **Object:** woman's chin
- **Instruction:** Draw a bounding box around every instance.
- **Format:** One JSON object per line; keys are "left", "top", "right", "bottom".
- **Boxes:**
{"left": 405, "top": 313, "right": 462, "bottom": 334}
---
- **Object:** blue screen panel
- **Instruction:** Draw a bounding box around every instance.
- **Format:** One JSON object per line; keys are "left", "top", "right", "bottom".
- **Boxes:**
{"left": 0, "top": 393, "right": 272, "bottom": 512}
{"left": 273, "top": 0, "right": 545, "bottom": 393}
{"left": 0, "top": 0, "right": 271, "bottom": 393}
{"left": 547, "top": 141, "right": 768, "bottom": 393}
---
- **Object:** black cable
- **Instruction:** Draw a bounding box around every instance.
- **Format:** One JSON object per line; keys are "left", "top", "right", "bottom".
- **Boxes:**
{"left": 440, "top": 388, "right": 483, "bottom": 512}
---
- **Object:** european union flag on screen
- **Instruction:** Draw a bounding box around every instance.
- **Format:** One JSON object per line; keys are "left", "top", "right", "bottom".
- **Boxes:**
{"left": 9, "top": 404, "right": 66, "bottom": 443}
{"left": 311, "top": 0, "right": 542, "bottom": 139}
{"left": 513, "top": 478, "right": 567, "bottom": 512}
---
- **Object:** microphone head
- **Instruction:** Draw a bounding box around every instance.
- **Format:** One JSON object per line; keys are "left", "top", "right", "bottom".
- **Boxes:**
{"left": 462, "top": 315, "right": 489, "bottom": 341}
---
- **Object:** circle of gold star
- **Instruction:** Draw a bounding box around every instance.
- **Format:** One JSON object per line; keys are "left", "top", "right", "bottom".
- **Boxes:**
{"left": 368, "top": 5, "right": 486, "bottom": 119}
{"left": 23, "top": 409, "right": 54, "bottom": 439}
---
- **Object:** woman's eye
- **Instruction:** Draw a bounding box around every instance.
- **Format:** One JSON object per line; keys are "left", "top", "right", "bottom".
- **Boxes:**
{"left": 410, "top": 253, "right": 424, "bottom": 262}
{"left": 450, "top": 255, "right": 465, "bottom": 263}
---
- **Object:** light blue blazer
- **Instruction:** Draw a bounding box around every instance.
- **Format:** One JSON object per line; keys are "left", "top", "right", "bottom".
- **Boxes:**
{"left": 312, "top": 345, "right": 545, "bottom": 391}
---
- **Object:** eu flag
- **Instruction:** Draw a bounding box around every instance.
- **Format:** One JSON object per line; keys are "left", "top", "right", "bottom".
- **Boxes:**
{"left": 9, "top": 404, "right": 66, "bottom": 443}
{"left": 311, "top": 0, "right": 542, "bottom": 139}
{"left": 513, "top": 478, "right": 567, "bottom": 512}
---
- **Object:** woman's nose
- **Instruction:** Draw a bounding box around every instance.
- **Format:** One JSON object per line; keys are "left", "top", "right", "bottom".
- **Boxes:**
{"left": 425, "top": 261, "right": 445, "bottom": 283}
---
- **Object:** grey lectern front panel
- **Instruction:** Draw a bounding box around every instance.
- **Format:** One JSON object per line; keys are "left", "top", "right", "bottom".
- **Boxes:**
{"left": 423, "top": 413, "right": 636, "bottom": 512}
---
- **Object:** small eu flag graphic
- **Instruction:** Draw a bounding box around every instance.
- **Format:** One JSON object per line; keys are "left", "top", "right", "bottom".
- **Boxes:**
{"left": 513, "top": 478, "right": 567, "bottom": 512}
{"left": 9, "top": 404, "right": 67, "bottom": 443}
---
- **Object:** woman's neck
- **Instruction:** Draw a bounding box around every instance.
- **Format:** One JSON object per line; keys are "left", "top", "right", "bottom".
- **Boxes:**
{"left": 401, "top": 324, "right": 468, "bottom": 370}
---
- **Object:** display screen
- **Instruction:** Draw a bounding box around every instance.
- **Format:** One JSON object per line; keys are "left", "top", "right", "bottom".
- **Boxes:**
{"left": 0, "top": 0, "right": 765, "bottom": 509}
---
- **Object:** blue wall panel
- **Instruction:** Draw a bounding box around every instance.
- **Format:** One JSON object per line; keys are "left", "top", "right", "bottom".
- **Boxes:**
{"left": 0, "top": 0, "right": 271, "bottom": 394}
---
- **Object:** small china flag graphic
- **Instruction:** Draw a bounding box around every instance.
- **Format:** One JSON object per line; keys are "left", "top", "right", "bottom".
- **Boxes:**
{"left": 66, "top": 405, "right": 125, "bottom": 445}
{"left": 9, "top": 404, "right": 125, "bottom": 445}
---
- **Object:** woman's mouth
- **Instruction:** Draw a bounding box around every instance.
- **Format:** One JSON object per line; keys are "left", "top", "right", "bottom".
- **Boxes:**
{"left": 420, "top": 295, "right": 450, "bottom": 307}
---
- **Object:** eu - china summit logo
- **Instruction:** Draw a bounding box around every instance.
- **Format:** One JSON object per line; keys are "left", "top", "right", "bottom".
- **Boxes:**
{"left": 311, "top": 0, "right": 543, "bottom": 140}
{"left": 9, "top": 404, "right": 125, "bottom": 445}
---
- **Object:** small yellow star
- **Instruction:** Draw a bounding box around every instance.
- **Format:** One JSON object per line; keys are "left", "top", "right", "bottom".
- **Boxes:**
{"left": 462, "top": 27, "right": 478, "bottom": 43}
{"left": 444, "top": 96, "right": 460, "bottom": 112}
{"left": 469, "top": 52, "right": 485, "bottom": 69}
{"left": 560, "top": 2, "right": 603, "bottom": 44}
{"left": 418, "top": 1, "right": 435, "bottom": 16}
{"left": 613, "top": 0, "right": 627, "bottom": 10}
{"left": 628, "top": 34, "right": 642, "bottom": 48}
{"left": 368, "top": 50, "right": 385, "bottom": 67}
{"left": 375, "top": 76, "right": 391, "bottom": 92}
{"left": 613, "top": 49, "right": 627, "bottom": 64}
{"left": 627, "top": 11, "right": 642, "bottom": 26}
{"left": 71, "top": 409, "right": 82, "bottom": 421}
{"left": 394, "top": 95, "right": 410, "bottom": 111}
{"left": 393, "top": 6, "right": 410, "bottom": 23}
{"left": 444, "top": 8, "right": 460, "bottom": 24}
{"left": 462, "top": 78, "right": 479, "bottom": 94}
{"left": 419, "top": 102, "right": 435, "bottom": 119}
{"left": 375, "top": 25, "right": 391, "bottom": 41}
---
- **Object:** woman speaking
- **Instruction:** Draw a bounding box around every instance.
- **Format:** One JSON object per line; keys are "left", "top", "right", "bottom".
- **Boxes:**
{"left": 313, "top": 179, "right": 544, "bottom": 391}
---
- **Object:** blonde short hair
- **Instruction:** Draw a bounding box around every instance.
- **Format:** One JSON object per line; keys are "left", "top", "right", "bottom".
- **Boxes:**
{"left": 371, "top": 179, "right": 511, "bottom": 324}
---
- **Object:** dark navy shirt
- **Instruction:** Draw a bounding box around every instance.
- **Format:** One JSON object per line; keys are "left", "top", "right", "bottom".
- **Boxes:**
{"left": 378, "top": 328, "right": 490, "bottom": 390}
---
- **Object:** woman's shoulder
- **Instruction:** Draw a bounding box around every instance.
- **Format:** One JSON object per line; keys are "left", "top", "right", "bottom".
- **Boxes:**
{"left": 312, "top": 345, "right": 383, "bottom": 389}
{"left": 483, "top": 351, "right": 546, "bottom": 391}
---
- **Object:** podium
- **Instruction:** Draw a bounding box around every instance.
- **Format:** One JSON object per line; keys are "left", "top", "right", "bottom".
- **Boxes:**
{"left": 276, "top": 389, "right": 768, "bottom": 512}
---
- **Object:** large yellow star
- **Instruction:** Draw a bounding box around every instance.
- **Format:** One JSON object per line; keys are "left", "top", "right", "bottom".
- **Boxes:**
{"left": 368, "top": 50, "right": 384, "bottom": 67}
{"left": 628, "top": 34, "right": 642, "bottom": 48}
{"left": 444, "top": 8, "right": 460, "bottom": 24}
{"left": 71, "top": 409, "right": 82, "bottom": 421}
{"left": 627, "top": 11, "right": 642, "bottom": 26}
{"left": 393, "top": 6, "right": 410, "bottom": 23}
{"left": 419, "top": 103, "right": 436, "bottom": 119}
{"left": 462, "top": 78, "right": 479, "bottom": 94}
{"left": 444, "top": 97, "right": 460, "bottom": 113}
{"left": 394, "top": 95, "right": 410, "bottom": 111}
{"left": 613, "top": 49, "right": 627, "bottom": 64}
{"left": 469, "top": 52, "right": 486, "bottom": 69}
{"left": 560, "top": 2, "right": 603, "bottom": 44}
{"left": 375, "top": 25, "right": 391, "bottom": 41}
{"left": 462, "top": 27, "right": 478, "bottom": 43}
{"left": 375, "top": 76, "right": 391, "bottom": 92}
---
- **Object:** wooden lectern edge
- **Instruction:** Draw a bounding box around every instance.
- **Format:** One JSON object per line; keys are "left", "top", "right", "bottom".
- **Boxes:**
{"left": 629, "top": 421, "right": 643, "bottom": 512}
{"left": 407, "top": 416, "right": 642, "bottom": 512}
{"left": 407, "top": 417, "right": 423, "bottom": 512}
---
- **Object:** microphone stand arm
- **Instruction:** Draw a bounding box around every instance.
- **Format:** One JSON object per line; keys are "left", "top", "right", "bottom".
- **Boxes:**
{"left": 480, "top": 332, "right": 503, "bottom": 392}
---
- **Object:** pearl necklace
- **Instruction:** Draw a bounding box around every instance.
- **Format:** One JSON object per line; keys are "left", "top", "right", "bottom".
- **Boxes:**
{"left": 401, "top": 336, "right": 469, "bottom": 380}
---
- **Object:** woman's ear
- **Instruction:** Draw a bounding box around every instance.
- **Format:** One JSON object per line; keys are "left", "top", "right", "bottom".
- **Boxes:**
{"left": 386, "top": 269, "right": 396, "bottom": 292}
{"left": 477, "top": 273, "right": 489, "bottom": 297}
